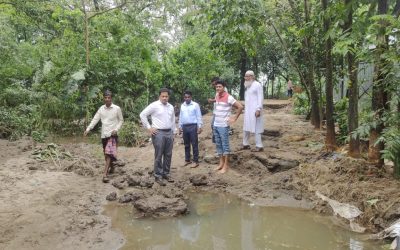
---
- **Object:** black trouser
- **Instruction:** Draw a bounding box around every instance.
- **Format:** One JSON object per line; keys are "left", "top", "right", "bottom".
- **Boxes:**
{"left": 287, "top": 89, "right": 293, "bottom": 98}
{"left": 182, "top": 124, "right": 199, "bottom": 163}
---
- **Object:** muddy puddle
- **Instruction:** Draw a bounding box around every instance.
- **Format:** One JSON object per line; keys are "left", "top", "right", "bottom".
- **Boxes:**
{"left": 104, "top": 192, "right": 383, "bottom": 250}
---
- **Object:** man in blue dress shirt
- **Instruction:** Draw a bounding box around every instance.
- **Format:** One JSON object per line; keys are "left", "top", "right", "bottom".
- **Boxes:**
{"left": 179, "top": 90, "right": 203, "bottom": 168}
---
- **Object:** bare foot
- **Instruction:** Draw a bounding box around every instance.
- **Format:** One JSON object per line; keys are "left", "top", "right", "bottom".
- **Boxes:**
{"left": 214, "top": 165, "right": 223, "bottom": 171}
{"left": 218, "top": 168, "right": 228, "bottom": 174}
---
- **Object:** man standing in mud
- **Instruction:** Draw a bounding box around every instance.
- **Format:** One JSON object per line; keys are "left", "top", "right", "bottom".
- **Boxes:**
{"left": 84, "top": 90, "right": 123, "bottom": 183}
{"left": 213, "top": 80, "right": 243, "bottom": 173}
{"left": 140, "top": 88, "right": 176, "bottom": 186}
{"left": 179, "top": 90, "right": 203, "bottom": 168}
{"left": 241, "top": 70, "right": 264, "bottom": 152}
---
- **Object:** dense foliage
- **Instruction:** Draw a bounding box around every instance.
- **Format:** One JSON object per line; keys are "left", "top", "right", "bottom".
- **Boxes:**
{"left": 0, "top": 0, "right": 399, "bottom": 176}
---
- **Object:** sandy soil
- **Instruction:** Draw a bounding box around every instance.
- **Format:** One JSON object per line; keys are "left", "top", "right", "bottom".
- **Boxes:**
{"left": 0, "top": 99, "right": 399, "bottom": 250}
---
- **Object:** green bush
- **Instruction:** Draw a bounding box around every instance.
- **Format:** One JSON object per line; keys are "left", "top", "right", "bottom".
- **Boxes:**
{"left": 333, "top": 98, "right": 348, "bottom": 145}
{"left": 0, "top": 105, "right": 41, "bottom": 140}
{"left": 293, "top": 92, "right": 310, "bottom": 115}
{"left": 118, "top": 121, "right": 147, "bottom": 147}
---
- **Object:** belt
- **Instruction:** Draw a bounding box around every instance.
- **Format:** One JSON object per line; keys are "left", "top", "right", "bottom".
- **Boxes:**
{"left": 157, "top": 129, "right": 171, "bottom": 132}
{"left": 182, "top": 123, "right": 197, "bottom": 126}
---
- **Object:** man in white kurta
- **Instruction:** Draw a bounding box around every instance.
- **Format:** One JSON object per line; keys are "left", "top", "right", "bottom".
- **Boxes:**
{"left": 242, "top": 70, "right": 264, "bottom": 151}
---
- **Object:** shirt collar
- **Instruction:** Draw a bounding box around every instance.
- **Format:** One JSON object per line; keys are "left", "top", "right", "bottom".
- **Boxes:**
{"left": 157, "top": 100, "right": 169, "bottom": 106}
{"left": 104, "top": 103, "right": 114, "bottom": 109}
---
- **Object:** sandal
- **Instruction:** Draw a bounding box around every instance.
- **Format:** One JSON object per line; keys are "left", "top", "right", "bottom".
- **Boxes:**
{"left": 184, "top": 161, "right": 192, "bottom": 166}
{"left": 251, "top": 147, "right": 264, "bottom": 152}
{"left": 102, "top": 176, "right": 110, "bottom": 183}
{"left": 239, "top": 145, "right": 251, "bottom": 150}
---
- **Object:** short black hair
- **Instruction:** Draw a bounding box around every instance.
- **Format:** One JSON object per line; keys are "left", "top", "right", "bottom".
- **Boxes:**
{"left": 159, "top": 87, "right": 170, "bottom": 95}
{"left": 103, "top": 90, "right": 112, "bottom": 97}
{"left": 215, "top": 79, "right": 226, "bottom": 87}
{"left": 184, "top": 90, "right": 192, "bottom": 96}
{"left": 211, "top": 76, "right": 220, "bottom": 83}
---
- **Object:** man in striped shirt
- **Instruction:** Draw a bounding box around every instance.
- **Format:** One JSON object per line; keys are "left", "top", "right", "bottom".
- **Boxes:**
{"left": 213, "top": 80, "right": 243, "bottom": 174}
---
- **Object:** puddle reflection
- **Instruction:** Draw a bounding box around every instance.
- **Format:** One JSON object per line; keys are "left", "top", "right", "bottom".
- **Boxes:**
{"left": 104, "top": 192, "right": 382, "bottom": 250}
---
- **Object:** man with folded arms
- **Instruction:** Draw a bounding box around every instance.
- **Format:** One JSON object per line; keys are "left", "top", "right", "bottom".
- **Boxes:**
{"left": 140, "top": 88, "right": 176, "bottom": 186}
{"left": 179, "top": 90, "right": 203, "bottom": 168}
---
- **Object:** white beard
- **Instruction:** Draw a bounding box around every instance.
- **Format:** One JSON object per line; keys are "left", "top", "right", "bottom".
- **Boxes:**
{"left": 244, "top": 80, "right": 253, "bottom": 88}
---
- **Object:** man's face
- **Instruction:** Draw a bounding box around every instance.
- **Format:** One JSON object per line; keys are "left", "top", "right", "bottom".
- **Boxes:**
{"left": 211, "top": 81, "right": 217, "bottom": 89}
{"left": 215, "top": 84, "right": 225, "bottom": 94}
{"left": 244, "top": 74, "right": 254, "bottom": 81}
{"left": 104, "top": 95, "right": 112, "bottom": 106}
{"left": 159, "top": 91, "right": 169, "bottom": 105}
{"left": 184, "top": 94, "right": 192, "bottom": 104}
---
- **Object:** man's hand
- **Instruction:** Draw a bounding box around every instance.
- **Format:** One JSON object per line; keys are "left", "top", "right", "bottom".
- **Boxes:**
{"left": 148, "top": 128, "right": 158, "bottom": 136}
{"left": 227, "top": 117, "right": 237, "bottom": 126}
{"left": 197, "top": 128, "right": 202, "bottom": 134}
{"left": 83, "top": 130, "right": 89, "bottom": 136}
{"left": 111, "top": 130, "right": 117, "bottom": 136}
{"left": 179, "top": 128, "right": 183, "bottom": 135}
{"left": 255, "top": 110, "right": 261, "bottom": 118}
{"left": 208, "top": 98, "right": 216, "bottom": 103}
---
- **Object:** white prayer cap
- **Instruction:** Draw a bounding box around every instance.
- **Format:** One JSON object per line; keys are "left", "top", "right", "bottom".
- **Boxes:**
{"left": 245, "top": 70, "right": 255, "bottom": 76}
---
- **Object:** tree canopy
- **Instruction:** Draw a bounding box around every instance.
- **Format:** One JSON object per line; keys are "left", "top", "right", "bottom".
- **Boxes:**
{"left": 0, "top": 0, "right": 399, "bottom": 176}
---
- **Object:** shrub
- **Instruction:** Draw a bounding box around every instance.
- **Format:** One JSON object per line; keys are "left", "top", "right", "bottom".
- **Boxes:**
{"left": 118, "top": 121, "right": 148, "bottom": 147}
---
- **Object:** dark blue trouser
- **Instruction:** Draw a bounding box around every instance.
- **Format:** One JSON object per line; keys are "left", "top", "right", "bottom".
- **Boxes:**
{"left": 182, "top": 124, "right": 199, "bottom": 163}
{"left": 152, "top": 130, "right": 174, "bottom": 178}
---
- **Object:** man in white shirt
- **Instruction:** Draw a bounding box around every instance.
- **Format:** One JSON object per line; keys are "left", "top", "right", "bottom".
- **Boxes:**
{"left": 179, "top": 90, "right": 203, "bottom": 168}
{"left": 140, "top": 88, "right": 176, "bottom": 186}
{"left": 84, "top": 90, "right": 123, "bottom": 183}
{"left": 242, "top": 70, "right": 264, "bottom": 152}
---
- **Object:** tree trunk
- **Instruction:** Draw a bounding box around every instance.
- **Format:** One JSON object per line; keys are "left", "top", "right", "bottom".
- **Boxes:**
{"left": 304, "top": 0, "right": 320, "bottom": 129}
{"left": 239, "top": 49, "right": 247, "bottom": 100}
{"left": 253, "top": 57, "right": 258, "bottom": 77}
{"left": 271, "top": 78, "right": 274, "bottom": 99}
{"left": 277, "top": 77, "right": 281, "bottom": 99}
{"left": 396, "top": 101, "right": 400, "bottom": 178}
{"left": 322, "top": 0, "right": 336, "bottom": 151}
{"left": 368, "top": 0, "right": 389, "bottom": 167}
{"left": 344, "top": 0, "right": 360, "bottom": 157}
{"left": 340, "top": 56, "right": 345, "bottom": 99}
{"left": 81, "top": 0, "right": 90, "bottom": 66}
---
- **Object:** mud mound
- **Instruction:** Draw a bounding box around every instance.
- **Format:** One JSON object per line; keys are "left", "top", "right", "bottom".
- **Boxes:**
{"left": 296, "top": 155, "right": 400, "bottom": 232}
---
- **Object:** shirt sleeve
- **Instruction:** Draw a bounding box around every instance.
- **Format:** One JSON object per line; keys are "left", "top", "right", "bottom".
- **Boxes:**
{"left": 116, "top": 107, "right": 124, "bottom": 131}
{"left": 140, "top": 103, "right": 154, "bottom": 129}
{"left": 86, "top": 108, "right": 101, "bottom": 132}
{"left": 257, "top": 83, "right": 264, "bottom": 110}
{"left": 178, "top": 104, "right": 183, "bottom": 129}
{"left": 228, "top": 95, "right": 236, "bottom": 106}
{"left": 171, "top": 105, "right": 177, "bottom": 133}
{"left": 195, "top": 103, "right": 203, "bottom": 128}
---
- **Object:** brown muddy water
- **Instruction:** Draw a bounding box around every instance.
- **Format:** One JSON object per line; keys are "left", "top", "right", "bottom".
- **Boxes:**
{"left": 104, "top": 192, "right": 383, "bottom": 250}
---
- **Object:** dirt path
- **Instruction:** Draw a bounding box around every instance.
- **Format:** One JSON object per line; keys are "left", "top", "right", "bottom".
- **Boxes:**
{"left": 0, "top": 99, "right": 398, "bottom": 249}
